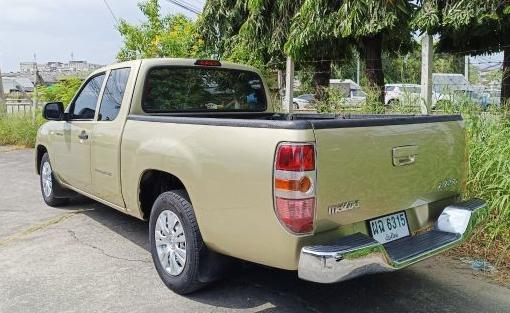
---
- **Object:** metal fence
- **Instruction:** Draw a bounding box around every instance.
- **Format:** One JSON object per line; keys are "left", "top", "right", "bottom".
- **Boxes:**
{"left": 4, "top": 98, "right": 40, "bottom": 116}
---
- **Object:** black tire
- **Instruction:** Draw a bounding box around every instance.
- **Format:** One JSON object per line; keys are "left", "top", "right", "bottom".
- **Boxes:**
{"left": 149, "top": 190, "right": 209, "bottom": 294}
{"left": 39, "top": 153, "right": 69, "bottom": 207}
{"left": 387, "top": 99, "right": 399, "bottom": 107}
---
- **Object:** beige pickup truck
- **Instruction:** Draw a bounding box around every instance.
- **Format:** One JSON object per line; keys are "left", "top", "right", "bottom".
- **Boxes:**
{"left": 36, "top": 58, "right": 486, "bottom": 294}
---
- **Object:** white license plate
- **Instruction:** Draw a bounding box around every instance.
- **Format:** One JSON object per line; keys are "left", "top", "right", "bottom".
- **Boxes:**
{"left": 369, "top": 212, "right": 410, "bottom": 244}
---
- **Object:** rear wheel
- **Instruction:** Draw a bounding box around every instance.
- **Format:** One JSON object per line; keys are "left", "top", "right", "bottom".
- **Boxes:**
{"left": 149, "top": 191, "right": 212, "bottom": 294}
{"left": 39, "top": 153, "right": 69, "bottom": 207}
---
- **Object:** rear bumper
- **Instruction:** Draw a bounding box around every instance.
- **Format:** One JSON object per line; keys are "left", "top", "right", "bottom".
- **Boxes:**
{"left": 298, "top": 198, "right": 486, "bottom": 283}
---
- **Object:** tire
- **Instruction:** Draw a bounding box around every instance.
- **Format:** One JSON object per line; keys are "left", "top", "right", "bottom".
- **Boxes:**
{"left": 39, "top": 153, "right": 69, "bottom": 207}
{"left": 387, "top": 99, "right": 399, "bottom": 107}
{"left": 149, "top": 191, "right": 209, "bottom": 294}
{"left": 293, "top": 102, "right": 299, "bottom": 109}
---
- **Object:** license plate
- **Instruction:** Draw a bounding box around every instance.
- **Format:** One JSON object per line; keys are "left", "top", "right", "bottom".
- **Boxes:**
{"left": 369, "top": 212, "right": 410, "bottom": 244}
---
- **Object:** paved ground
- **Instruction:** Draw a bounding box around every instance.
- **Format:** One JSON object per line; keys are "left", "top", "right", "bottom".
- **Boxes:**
{"left": 1, "top": 148, "right": 509, "bottom": 313}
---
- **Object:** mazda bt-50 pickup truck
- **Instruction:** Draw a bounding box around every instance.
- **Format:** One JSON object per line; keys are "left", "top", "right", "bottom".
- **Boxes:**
{"left": 36, "top": 58, "right": 486, "bottom": 294}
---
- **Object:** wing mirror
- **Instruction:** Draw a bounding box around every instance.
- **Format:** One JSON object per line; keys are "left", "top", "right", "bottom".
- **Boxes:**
{"left": 42, "top": 102, "right": 66, "bottom": 120}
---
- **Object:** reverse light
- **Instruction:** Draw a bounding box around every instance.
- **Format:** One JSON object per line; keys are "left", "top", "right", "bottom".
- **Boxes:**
{"left": 274, "top": 143, "right": 316, "bottom": 235}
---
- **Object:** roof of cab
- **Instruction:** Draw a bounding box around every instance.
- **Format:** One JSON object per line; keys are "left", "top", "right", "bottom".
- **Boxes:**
{"left": 88, "top": 58, "right": 261, "bottom": 77}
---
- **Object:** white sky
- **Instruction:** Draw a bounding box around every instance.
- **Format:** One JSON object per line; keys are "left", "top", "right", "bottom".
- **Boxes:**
{"left": 0, "top": 0, "right": 206, "bottom": 72}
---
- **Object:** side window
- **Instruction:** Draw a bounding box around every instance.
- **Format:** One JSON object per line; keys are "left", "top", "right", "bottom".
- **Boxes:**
{"left": 98, "top": 68, "right": 131, "bottom": 121}
{"left": 71, "top": 74, "right": 105, "bottom": 120}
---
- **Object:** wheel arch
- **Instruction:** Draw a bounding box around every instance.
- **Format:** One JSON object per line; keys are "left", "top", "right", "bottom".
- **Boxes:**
{"left": 36, "top": 144, "right": 48, "bottom": 175}
{"left": 137, "top": 169, "right": 192, "bottom": 220}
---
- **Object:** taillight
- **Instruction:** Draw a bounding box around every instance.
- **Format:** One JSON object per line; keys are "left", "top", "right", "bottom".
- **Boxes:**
{"left": 274, "top": 143, "right": 316, "bottom": 234}
{"left": 276, "top": 144, "right": 315, "bottom": 171}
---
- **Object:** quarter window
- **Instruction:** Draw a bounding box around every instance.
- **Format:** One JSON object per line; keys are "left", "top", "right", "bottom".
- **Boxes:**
{"left": 71, "top": 74, "right": 105, "bottom": 120}
{"left": 98, "top": 68, "right": 131, "bottom": 121}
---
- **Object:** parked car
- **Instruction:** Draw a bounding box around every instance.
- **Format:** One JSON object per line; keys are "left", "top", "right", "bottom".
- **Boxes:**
{"left": 330, "top": 79, "right": 366, "bottom": 106}
{"left": 36, "top": 58, "right": 486, "bottom": 294}
{"left": 293, "top": 93, "right": 315, "bottom": 109}
{"left": 384, "top": 84, "right": 422, "bottom": 106}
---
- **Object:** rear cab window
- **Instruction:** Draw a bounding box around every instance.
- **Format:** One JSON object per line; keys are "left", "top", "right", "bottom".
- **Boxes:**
{"left": 142, "top": 66, "right": 267, "bottom": 113}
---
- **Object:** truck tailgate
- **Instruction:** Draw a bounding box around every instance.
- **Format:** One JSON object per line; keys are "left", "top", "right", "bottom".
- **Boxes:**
{"left": 313, "top": 118, "right": 465, "bottom": 231}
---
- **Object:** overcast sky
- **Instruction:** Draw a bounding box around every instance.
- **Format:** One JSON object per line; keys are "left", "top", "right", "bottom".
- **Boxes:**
{"left": 0, "top": 0, "right": 205, "bottom": 72}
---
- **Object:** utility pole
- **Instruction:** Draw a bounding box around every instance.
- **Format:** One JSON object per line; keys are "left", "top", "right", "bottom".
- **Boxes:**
{"left": 420, "top": 34, "right": 433, "bottom": 114}
{"left": 284, "top": 56, "right": 295, "bottom": 113}
{"left": 32, "top": 54, "right": 38, "bottom": 122}
{"left": 0, "top": 64, "right": 5, "bottom": 115}
{"left": 356, "top": 53, "right": 361, "bottom": 85}
{"left": 464, "top": 55, "right": 469, "bottom": 82}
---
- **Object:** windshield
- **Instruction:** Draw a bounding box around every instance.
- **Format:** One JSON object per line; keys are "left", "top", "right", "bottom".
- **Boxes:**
{"left": 352, "top": 89, "right": 366, "bottom": 97}
{"left": 143, "top": 67, "right": 267, "bottom": 112}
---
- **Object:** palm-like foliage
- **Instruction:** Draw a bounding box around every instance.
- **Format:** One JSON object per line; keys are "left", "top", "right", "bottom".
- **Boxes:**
{"left": 288, "top": 0, "right": 414, "bottom": 102}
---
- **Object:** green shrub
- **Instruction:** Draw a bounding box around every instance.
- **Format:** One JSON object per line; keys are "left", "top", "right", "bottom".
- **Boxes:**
{"left": 0, "top": 113, "right": 44, "bottom": 147}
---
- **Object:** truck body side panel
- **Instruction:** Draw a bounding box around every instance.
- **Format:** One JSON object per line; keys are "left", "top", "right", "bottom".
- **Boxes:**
{"left": 120, "top": 119, "right": 315, "bottom": 270}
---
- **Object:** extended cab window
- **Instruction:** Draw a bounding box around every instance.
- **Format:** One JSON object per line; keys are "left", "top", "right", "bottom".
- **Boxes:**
{"left": 71, "top": 74, "right": 105, "bottom": 120}
{"left": 143, "top": 67, "right": 267, "bottom": 112}
{"left": 98, "top": 68, "right": 131, "bottom": 121}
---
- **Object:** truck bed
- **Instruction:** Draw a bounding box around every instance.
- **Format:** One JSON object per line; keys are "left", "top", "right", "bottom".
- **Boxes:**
{"left": 128, "top": 113, "right": 462, "bottom": 129}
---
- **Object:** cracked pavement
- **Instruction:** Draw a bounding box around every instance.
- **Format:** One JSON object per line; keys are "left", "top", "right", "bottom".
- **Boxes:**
{"left": 1, "top": 148, "right": 509, "bottom": 313}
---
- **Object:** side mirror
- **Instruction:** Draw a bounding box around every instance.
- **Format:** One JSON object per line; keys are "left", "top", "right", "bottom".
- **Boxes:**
{"left": 43, "top": 102, "right": 65, "bottom": 120}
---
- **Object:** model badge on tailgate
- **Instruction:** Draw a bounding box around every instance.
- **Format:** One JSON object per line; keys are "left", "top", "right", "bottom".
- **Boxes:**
{"left": 328, "top": 200, "right": 360, "bottom": 215}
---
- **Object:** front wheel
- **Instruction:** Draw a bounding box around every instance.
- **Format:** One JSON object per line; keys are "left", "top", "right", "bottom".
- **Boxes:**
{"left": 149, "top": 191, "right": 210, "bottom": 294}
{"left": 39, "top": 153, "right": 69, "bottom": 207}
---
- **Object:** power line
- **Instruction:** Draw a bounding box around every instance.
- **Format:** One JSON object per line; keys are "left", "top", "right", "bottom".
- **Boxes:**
{"left": 164, "top": 0, "right": 201, "bottom": 15}
{"left": 102, "top": 0, "right": 119, "bottom": 24}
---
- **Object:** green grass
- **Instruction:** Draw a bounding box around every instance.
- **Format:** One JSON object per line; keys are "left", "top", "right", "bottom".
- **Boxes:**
{"left": 464, "top": 109, "right": 510, "bottom": 247}
{"left": 0, "top": 113, "right": 44, "bottom": 147}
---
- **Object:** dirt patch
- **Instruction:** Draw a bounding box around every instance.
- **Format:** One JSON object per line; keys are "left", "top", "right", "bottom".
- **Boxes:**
{"left": 448, "top": 232, "right": 510, "bottom": 286}
{"left": 0, "top": 145, "right": 26, "bottom": 153}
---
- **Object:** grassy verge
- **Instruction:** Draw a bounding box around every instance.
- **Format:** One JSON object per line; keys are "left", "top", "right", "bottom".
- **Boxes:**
{"left": 459, "top": 108, "right": 510, "bottom": 282}
{"left": 0, "top": 113, "right": 44, "bottom": 147}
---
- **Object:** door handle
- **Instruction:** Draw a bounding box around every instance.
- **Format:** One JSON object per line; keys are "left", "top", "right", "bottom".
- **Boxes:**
{"left": 78, "top": 131, "right": 89, "bottom": 140}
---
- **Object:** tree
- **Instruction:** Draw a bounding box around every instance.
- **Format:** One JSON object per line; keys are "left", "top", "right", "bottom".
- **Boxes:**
{"left": 288, "top": 0, "right": 415, "bottom": 103}
{"left": 414, "top": 0, "right": 510, "bottom": 105}
{"left": 117, "top": 0, "right": 204, "bottom": 61}
{"left": 200, "top": 0, "right": 351, "bottom": 98}
{"left": 38, "top": 77, "right": 83, "bottom": 107}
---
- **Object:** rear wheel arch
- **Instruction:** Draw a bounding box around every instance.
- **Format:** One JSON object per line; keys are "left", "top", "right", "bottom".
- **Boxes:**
{"left": 138, "top": 169, "right": 191, "bottom": 220}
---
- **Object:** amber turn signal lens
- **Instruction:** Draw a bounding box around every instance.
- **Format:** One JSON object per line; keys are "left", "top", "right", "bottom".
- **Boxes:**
{"left": 298, "top": 176, "right": 312, "bottom": 192}
{"left": 275, "top": 176, "right": 312, "bottom": 193}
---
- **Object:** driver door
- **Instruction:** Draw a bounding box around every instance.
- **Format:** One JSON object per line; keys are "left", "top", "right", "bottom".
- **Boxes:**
{"left": 55, "top": 73, "right": 106, "bottom": 193}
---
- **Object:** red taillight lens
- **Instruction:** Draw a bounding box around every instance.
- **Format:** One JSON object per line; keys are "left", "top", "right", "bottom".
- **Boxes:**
{"left": 275, "top": 197, "right": 315, "bottom": 233}
{"left": 276, "top": 144, "right": 315, "bottom": 171}
{"left": 194, "top": 59, "right": 222, "bottom": 66}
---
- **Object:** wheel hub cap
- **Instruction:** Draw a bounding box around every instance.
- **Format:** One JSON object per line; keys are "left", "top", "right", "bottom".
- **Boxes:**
{"left": 41, "top": 161, "right": 53, "bottom": 198}
{"left": 155, "top": 210, "right": 187, "bottom": 276}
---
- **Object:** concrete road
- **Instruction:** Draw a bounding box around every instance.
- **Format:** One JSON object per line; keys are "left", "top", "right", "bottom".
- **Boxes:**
{"left": 0, "top": 148, "right": 509, "bottom": 313}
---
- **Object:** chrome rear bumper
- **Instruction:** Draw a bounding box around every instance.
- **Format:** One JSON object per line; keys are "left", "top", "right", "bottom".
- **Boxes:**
{"left": 298, "top": 198, "right": 486, "bottom": 283}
